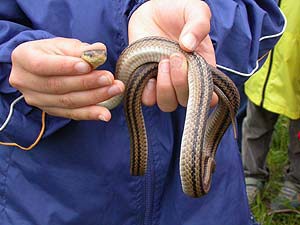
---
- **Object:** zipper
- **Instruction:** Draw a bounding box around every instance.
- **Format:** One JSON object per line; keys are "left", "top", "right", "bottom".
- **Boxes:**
{"left": 277, "top": 0, "right": 282, "bottom": 7}
{"left": 260, "top": 49, "right": 274, "bottom": 107}
{"left": 144, "top": 150, "right": 154, "bottom": 225}
{"left": 142, "top": 108, "right": 156, "bottom": 225}
{"left": 260, "top": 0, "right": 281, "bottom": 107}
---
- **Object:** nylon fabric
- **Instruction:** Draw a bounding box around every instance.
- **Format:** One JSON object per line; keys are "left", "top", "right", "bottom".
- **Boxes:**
{"left": 0, "top": 0, "right": 285, "bottom": 224}
{"left": 245, "top": 0, "right": 300, "bottom": 119}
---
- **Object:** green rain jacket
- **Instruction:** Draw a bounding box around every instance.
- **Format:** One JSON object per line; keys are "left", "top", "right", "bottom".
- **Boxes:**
{"left": 245, "top": 0, "right": 300, "bottom": 119}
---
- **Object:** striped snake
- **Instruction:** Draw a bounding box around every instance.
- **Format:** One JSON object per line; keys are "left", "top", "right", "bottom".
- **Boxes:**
{"left": 81, "top": 36, "right": 240, "bottom": 198}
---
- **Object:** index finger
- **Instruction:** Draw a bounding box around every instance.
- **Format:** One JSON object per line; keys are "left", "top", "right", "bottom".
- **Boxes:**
{"left": 16, "top": 40, "right": 106, "bottom": 76}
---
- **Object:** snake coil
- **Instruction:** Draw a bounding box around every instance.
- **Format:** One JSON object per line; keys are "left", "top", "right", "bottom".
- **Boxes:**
{"left": 82, "top": 36, "right": 240, "bottom": 198}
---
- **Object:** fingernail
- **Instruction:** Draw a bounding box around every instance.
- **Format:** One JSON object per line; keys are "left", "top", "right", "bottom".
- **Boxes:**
{"left": 75, "top": 62, "right": 90, "bottom": 74}
{"left": 146, "top": 79, "right": 156, "bottom": 91}
{"left": 99, "top": 115, "right": 108, "bottom": 122}
{"left": 159, "top": 59, "right": 170, "bottom": 73}
{"left": 181, "top": 33, "right": 197, "bottom": 51}
{"left": 98, "top": 75, "right": 112, "bottom": 86}
{"left": 108, "top": 85, "right": 122, "bottom": 95}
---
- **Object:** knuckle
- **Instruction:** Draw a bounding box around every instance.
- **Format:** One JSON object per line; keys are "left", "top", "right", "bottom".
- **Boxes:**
{"left": 86, "top": 111, "right": 96, "bottom": 120}
{"left": 23, "top": 95, "right": 36, "bottom": 107}
{"left": 46, "top": 78, "right": 64, "bottom": 93}
{"left": 66, "top": 110, "right": 79, "bottom": 120}
{"left": 58, "top": 95, "right": 76, "bottom": 108}
{"left": 58, "top": 60, "right": 74, "bottom": 73}
{"left": 79, "top": 77, "right": 91, "bottom": 89}
{"left": 63, "top": 38, "right": 83, "bottom": 50}
{"left": 11, "top": 48, "right": 20, "bottom": 63}
{"left": 92, "top": 89, "right": 105, "bottom": 102}
{"left": 202, "top": 1, "right": 212, "bottom": 18}
{"left": 72, "top": 39, "right": 83, "bottom": 48}
{"left": 69, "top": 38, "right": 81, "bottom": 45}
{"left": 11, "top": 42, "right": 28, "bottom": 63}
{"left": 66, "top": 109, "right": 97, "bottom": 121}
{"left": 9, "top": 74, "right": 21, "bottom": 89}
{"left": 54, "top": 37, "right": 83, "bottom": 54}
{"left": 55, "top": 37, "right": 80, "bottom": 45}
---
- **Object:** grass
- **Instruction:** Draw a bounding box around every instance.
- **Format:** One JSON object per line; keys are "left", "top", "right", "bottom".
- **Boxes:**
{"left": 250, "top": 116, "right": 300, "bottom": 225}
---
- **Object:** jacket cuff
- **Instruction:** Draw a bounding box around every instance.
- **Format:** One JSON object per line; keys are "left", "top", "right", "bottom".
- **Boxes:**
{"left": 0, "top": 94, "right": 70, "bottom": 150}
{"left": 0, "top": 29, "right": 71, "bottom": 150}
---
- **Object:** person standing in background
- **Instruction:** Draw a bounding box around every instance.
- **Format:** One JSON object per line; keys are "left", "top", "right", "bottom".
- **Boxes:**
{"left": 242, "top": 0, "right": 300, "bottom": 211}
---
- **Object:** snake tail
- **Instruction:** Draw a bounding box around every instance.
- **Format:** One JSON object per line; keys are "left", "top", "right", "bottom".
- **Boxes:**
{"left": 196, "top": 66, "right": 240, "bottom": 197}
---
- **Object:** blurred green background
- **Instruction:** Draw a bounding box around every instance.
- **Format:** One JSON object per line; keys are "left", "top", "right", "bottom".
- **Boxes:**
{"left": 250, "top": 116, "right": 300, "bottom": 225}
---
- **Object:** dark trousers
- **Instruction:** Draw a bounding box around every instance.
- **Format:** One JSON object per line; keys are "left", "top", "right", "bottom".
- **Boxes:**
{"left": 242, "top": 100, "right": 300, "bottom": 188}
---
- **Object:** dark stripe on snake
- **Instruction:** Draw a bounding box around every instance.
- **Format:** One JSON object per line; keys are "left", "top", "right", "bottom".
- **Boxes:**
{"left": 131, "top": 69, "right": 147, "bottom": 175}
{"left": 83, "top": 36, "right": 241, "bottom": 197}
{"left": 126, "top": 67, "right": 144, "bottom": 175}
{"left": 126, "top": 64, "right": 157, "bottom": 175}
{"left": 124, "top": 73, "right": 137, "bottom": 175}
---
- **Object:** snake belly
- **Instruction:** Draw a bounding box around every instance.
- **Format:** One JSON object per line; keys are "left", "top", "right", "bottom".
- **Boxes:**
{"left": 83, "top": 36, "right": 240, "bottom": 198}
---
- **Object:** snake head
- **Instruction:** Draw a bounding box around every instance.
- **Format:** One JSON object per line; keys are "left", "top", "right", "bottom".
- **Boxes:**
{"left": 81, "top": 49, "right": 107, "bottom": 69}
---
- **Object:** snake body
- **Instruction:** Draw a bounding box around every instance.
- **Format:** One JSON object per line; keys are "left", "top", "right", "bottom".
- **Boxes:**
{"left": 82, "top": 36, "right": 240, "bottom": 198}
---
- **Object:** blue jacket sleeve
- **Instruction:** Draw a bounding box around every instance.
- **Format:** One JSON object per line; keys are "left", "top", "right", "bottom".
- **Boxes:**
{"left": 0, "top": 2, "right": 61, "bottom": 149}
{"left": 0, "top": 0, "right": 285, "bottom": 149}
{"left": 0, "top": 0, "right": 146, "bottom": 149}
{"left": 206, "top": 0, "right": 286, "bottom": 87}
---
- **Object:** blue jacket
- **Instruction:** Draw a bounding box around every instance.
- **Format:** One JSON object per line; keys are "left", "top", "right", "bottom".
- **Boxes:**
{"left": 0, "top": 1, "right": 285, "bottom": 225}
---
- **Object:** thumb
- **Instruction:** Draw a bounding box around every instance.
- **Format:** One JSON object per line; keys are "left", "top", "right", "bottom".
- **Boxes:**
{"left": 48, "top": 38, "right": 107, "bottom": 74}
{"left": 16, "top": 38, "right": 106, "bottom": 76}
{"left": 179, "top": 1, "right": 211, "bottom": 52}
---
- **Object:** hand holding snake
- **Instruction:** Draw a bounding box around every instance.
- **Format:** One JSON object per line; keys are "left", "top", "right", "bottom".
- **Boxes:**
{"left": 79, "top": 0, "right": 240, "bottom": 197}
{"left": 10, "top": 0, "right": 216, "bottom": 121}
{"left": 129, "top": 0, "right": 218, "bottom": 110}
{"left": 9, "top": 0, "right": 240, "bottom": 198}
